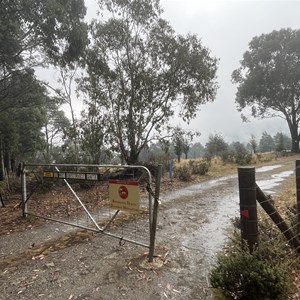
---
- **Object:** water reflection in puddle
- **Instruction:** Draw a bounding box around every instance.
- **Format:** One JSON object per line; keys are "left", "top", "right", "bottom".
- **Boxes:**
{"left": 162, "top": 175, "right": 237, "bottom": 201}
{"left": 256, "top": 170, "right": 294, "bottom": 193}
{"left": 256, "top": 164, "right": 282, "bottom": 173}
{"left": 168, "top": 163, "right": 295, "bottom": 278}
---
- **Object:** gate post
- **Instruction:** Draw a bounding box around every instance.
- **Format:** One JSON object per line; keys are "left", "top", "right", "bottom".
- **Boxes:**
{"left": 238, "top": 167, "right": 258, "bottom": 252}
{"left": 149, "top": 164, "right": 162, "bottom": 262}
{"left": 0, "top": 192, "right": 4, "bottom": 208}
{"left": 21, "top": 163, "right": 27, "bottom": 217}
{"left": 296, "top": 160, "right": 300, "bottom": 238}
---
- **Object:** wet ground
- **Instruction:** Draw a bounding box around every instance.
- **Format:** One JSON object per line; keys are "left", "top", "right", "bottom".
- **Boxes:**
{"left": 0, "top": 158, "right": 297, "bottom": 300}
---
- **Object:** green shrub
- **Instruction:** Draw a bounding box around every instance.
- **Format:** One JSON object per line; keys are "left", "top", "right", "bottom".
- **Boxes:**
{"left": 221, "top": 150, "right": 252, "bottom": 166}
{"left": 285, "top": 203, "right": 297, "bottom": 228}
{"left": 174, "top": 165, "right": 192, "bottom": 181}
{"left": 210, "top": 228, "right": 293, "bottom": 300}
{"left": 210, "top": 249, "right": 290, "bottom": 299}
{"left": 235, "top": 152, "right": 252, "bottom": 165}
{"left": 220, "top": 150, "right": 235, "bottom": 164}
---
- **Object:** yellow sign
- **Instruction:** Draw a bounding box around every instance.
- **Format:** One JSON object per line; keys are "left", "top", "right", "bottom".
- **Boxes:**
{"left": 109, "top": 180, "right": 140, "bottom": 213}
{"left": 43, "top": 171, "right": 54, "bottom": 178}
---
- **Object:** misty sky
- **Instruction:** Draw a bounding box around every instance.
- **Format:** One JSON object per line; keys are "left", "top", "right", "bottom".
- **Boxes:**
{"left": 158, "top": 0, "right": 300, "bottom": 144}
{"left": 57, "top": 0, "right": 300, "bottom": 145}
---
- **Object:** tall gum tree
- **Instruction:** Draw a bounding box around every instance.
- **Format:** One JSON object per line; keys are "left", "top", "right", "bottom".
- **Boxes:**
{"left": 82, "top": 0, "right": 218, "bottom": 165}
{"left": 232, "top": 28, "right": 300, "bottom": 152}
{"left": 0, "top": 0, "right": 89, "bottom": 177}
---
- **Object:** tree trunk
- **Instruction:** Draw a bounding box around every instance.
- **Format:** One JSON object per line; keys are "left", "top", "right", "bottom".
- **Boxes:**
{"left": 289, "top": 123, "right": 300, "bottom": 152}
{"left": 4, "top": 150, "right": 11, "bottom": 173}
{"left": 0, "top": 147, "right": 5, "bottom": 181}
{"left": 292, "top": 139, "right": 300, "bottom": 152}
{"left": 127, "top": 150, "right": 139, "bottom": 165}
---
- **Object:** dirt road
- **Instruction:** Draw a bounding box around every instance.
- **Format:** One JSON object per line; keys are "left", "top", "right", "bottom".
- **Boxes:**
{"left": 0, "top": 159, "right": 296, "bottom": 300}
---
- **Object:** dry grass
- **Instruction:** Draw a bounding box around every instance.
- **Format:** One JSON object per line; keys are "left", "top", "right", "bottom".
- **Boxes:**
{"left": 275, "top": 177, "right": 300, "bottom": 300}
{"left": 173, "top": 152, "right": 296, "bottom": 179}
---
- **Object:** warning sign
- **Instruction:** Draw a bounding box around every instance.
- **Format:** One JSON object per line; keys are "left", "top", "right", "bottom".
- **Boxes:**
{"left": 109, "top": 180, "right": 140, "bottom": 213}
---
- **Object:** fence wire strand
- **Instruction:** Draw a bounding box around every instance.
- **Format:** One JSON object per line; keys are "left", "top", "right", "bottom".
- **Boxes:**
{"left": 255, "top": 184, "right": 300, "bottom": 271}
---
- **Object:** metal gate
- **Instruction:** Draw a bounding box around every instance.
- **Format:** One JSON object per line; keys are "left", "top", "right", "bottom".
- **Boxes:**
{"left": 21, "top": 163, "right": 161, "bottom": 261}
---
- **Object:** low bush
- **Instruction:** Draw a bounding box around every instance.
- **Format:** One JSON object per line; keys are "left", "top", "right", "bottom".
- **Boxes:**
{"left": 220, "top": 150, "right": 252, "bottom": 166}
{"left": 210, "top": 247, "right": 290, "bottom": 299}
{"left": 174, "top": 165, "right": 192, "bottom": 181}
{"left": 210, "top": 221, "right": 294, "bottom": 300}
{"left": 188, "top": 160, "right": 210, "bottom": 175}
{"left": 220, "top": 150, "right": 235, "bottom": 164}
{"left": 235, "top": 152, "right": 252, "bottom": 166}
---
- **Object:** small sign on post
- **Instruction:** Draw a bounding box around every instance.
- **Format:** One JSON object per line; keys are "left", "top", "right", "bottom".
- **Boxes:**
{"left": 109, "top": 180, "right": 140, "bottom": 213}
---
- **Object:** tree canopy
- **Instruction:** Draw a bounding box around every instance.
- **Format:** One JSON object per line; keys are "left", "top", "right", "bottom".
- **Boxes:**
{"left": 0, "top": 0, "right": 89, "bottom": 177}
{"left": 81, "top": 0, "right": 218, "bottom": 164}
{"left": 205, "top": 133, "right": 228, "bottom": 157}
{"left": 0, "top": 0, "right": 88, "bottom": 115}
{"left": 0, "top": 0, "right": 88, "bottom": 70}
{"left": 232, "top": 28, "right": 300, "bottom": 152}
{"left": 259, "top": 131, "right": 274, "bottom": 153}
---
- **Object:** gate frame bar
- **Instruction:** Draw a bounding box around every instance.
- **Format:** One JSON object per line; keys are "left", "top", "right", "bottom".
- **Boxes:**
{"left": 21, "top": 163, "right": 158, "bottom": 260}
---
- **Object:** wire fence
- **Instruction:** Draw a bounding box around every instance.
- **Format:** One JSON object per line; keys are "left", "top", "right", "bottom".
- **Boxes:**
{"left": 238, "top": 162, "right": 300, "bottom": 265}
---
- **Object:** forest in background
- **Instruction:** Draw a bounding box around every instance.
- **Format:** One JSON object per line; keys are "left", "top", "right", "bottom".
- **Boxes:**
{"left": 1, "top": 0, "right": 300, "bottom": 181}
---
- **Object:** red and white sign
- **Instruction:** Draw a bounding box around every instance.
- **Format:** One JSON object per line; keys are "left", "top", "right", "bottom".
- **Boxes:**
{"left": 109, "top": 180, "right": 140, "bottom": 212}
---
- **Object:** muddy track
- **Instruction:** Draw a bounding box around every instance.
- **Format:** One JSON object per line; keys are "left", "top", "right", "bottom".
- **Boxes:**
{"left": 0, "top": 159, "right": 297, "bottom": 300}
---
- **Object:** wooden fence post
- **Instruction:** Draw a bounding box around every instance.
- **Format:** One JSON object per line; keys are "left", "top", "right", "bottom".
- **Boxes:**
{"left": 296, "top": 160, "right": 300, "bottom": 239}
{"left": 0, "top": 192, "right": 4, "bottom": 207}
{"left": 238, "top": 167, "right": 259, "bottom": 252}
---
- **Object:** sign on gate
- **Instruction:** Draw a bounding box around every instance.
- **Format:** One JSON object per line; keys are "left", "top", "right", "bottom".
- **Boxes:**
{"left": 109, "top": 180, "right": 140, "bottom": 212}
{"left": 43, "top": 171, "right": 99, "bottom": 181}
{"left": 22, "top": 163, "right": 158, "bottom": 261}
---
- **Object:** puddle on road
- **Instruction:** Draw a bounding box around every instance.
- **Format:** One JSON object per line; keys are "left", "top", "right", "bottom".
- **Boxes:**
{"left": 256, "top": 164, "right": 282, "bottom": 173}
{"left": 180, "top": 191, "right": 239, "bottom": 261}
{"left": 163, "top": 164, "right": 290, "bottom": 202}
{"left": 162, "top": 175, "right": 237, "bottom": 202}
{"left": 256, "top": 170, "right": 294, "bottom": 194}
{"left": 166, "top": 163, "right": 295, "bottom": 274}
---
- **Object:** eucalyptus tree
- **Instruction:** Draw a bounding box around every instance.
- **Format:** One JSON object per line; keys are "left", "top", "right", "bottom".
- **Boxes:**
{"left": 80, "top": 102, "right": 111, "bottom": 164}
{"left": 189, "top": 142, "right": 205, "bottom": 158}
{"left": 248, "top": 134, "right": 258, "bottom": 154}
{"left": 259, "top": 131, "right": 275, "bottom": 153}
{"left": 82, "top": 0, "right": 218, "bottom": 165}
{"left": 172, "top": 126, "right": 197, "bottom": 162}
{"left": 273, "top": 132, "right": 291, "bottom": 152}
{"left": 232, "top": 28, "right": 300, "bottom": 152}
{"left": 205, "top": 133, "right": 228, "bottom": 157}
{"left": 0, "top": 76, "right": 48, "bottom": 178}
{"left": 55, "top": 66, "right": 82, "bottom": 163}
{"left": 0, "top": 0, "right": 88, "bottom": 177}
{"left": 0, "top": 0, "right": 88, "bottom": 72}
{"left": 43, "top": 97, "right": 71, "bottom": 163}
{"left": 1, "top": 0, "right": 88, "bottom": 111}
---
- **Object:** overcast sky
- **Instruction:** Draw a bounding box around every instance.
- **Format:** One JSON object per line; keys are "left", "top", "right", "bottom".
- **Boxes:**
{"left": 76, "top": 0, "right": 300, "bottom": 145}
{"left": 157, "top": 0, "right": 300, "bottom": 144}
